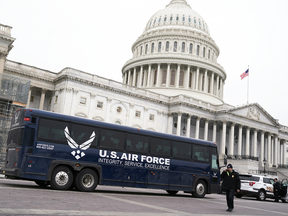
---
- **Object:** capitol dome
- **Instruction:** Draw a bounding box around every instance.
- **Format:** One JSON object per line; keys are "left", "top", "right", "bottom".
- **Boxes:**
{"left": 144, "top": 0, "right": 210, "bottom": 36}
{"left": 122, "top": 0, "right": 226, "bottom": 105}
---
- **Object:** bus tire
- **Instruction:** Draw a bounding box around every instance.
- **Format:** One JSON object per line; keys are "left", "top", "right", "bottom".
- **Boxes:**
{"left": 166, "top": 190, "right": 178, "bottom": 195}
{"left": 35, "top": 180, "right": 49, "bottom": 188}
{"left": 50, "top": 166, "right": 73, "bottom": 190}
{"left": 75, "top": 168, "right": 98, "bottom": 192}
{"left": 192, "top": 180, "right": 206, "bottom": 198}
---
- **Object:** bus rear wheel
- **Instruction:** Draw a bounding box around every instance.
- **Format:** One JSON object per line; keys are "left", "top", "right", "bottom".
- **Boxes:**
{"left": 75, "top": 168, "right": 98, "bottom": 192}
{"left": 192, "top": 180, "right": 206, "bottom": 198}
{"left": 50, "top": 166, "right": 73, "bottom": 190}
{"left": 166, "top": 190, "right": 178, "bottom": 195}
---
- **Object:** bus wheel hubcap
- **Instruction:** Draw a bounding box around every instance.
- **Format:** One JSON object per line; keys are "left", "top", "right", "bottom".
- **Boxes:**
{"left": 55, "top": 171, "right": 69, "bottom": 186}
{"left": 196, "top": 183, "right": 204, "bottom": 195}
{"left": 82, "top": 174, "right": 94, "bottom": 188}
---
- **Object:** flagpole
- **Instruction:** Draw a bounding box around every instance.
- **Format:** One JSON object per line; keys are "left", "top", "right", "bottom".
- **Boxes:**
{"left": 247, "top": 65, "right": 249, "bottom": 104}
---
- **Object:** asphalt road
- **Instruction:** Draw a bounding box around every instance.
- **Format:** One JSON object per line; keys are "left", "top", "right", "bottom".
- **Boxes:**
{"left": 0, "top": 178, "right": 287, "bottom": 216}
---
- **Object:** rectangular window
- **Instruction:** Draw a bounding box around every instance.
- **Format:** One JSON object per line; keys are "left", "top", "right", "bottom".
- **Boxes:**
{"left": 162, "top": 70, "right": 167, "bottom": 85}
{"left": 80, "top": 97, "right": 87, "bottom": 105}
{"left": 135, "top": 111, "right": 141, "bottom": 118}
{"left": 149, "top": 114, "right": 155, "bottom": 121}
{"left": 126, "top": 133, "right": 149, "bottom": 153}
{"left": 30, "top": 96, "right": 34, "bottom": 102}
{"left": 70, "top": 124, "right": 97, "bottom": 148}
{"left": 192, "top": 145, "right": 209, "bottom": 162}
{"left": 100, "top": 129, "right": 124, "bottom": 150}
{"left": 172, "top": 141, "right": 191, "bottom": 159}
{"left": 37, "top": 118, "right": 69, "bottom": 144}
{"left": 7, "top": 128, "right": 24, "bottom": 147}
{"left": 55, "top": 95, "right": 58, "bottom": 103}
{"left": 151, "top": 138, "right": 171, "bottom": 157}
{"left": 97, "top": 101, "right": 103, "bottom": 109}
{"left": 49, "top": 98, "right": 52, "bottom": 105}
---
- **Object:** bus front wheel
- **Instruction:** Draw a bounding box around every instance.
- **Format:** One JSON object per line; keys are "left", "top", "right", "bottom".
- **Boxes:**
{"left": 192, "top": 180, "right": 206, "bottom": 198}
{"left": 75, "top": 168, "right": 98, "bottom": 192}
{"left": 50, "top": 166, "right": 73, "bottom": 190}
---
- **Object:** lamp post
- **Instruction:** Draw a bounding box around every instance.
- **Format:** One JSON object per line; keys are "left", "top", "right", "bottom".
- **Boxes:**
{"left": 263, "top": 158, "right": 267, "bottom": 175}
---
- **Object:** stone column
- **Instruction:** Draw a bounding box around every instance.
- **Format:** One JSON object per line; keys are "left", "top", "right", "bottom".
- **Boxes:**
{"left": 127, "top": 70, "right": 131, "bottom": 86}
{"left": 166, "top": 64, "right": 171, "bottom": 87}
{"left": 228, "top": 123, "right": 235, "bottom": 157}
{"left": 195, "top": 116, "right": 200, "bottom": 139}
{"left": 156, "top": 64, "right": 161, "bottom": 87}
{"left": 220, "top": 78, "right": 223, "bottom": 99}
{"left": 186, "top": 114, "right": 191, "bottom": 138}
{"left": 238, "top": 125, "right": 243, "bottom": 157}
{"left": 175, "top": 64, "right": 180, "bottom": 88}
{"left": 26, "top": 86, "right": 33, "bottom": 108}
{"left": 167, "top": 113, "right": 173, "bottom": 134}
{"left": 138, "top": 66, "right": 143, "bottom": 87}
{"left": 132, "top": 68, "right": 137, "bottom": 86}
{"left": 204, "top": 69, "right": 208, "bottom": 93}
{"left": 274, "top": 135, "right": 278, "bottom": 166}
{"left": 253, "top": 129, "right": 258, "bottom": 158}
{"left": 260, "top": 131, "right": 265, "bottom": 164}
{"left": 39, "top": 89, "right": 47, "bottom": 110}
{"left": 147, "top": 65, "right": 151, "bottom": 87}
{"left": 204, "top": 119, "right": 209, "bottom": 141}
{"left": 221, "top": 121, "right": 227, "bottom": 158}
{"left": 267, "top": 133, "right": 271, "bottom": 166}
{"left": 245, "top": 127, "right": 250, "bottom": 157}
{"left": 176, "top": 112, "right": 182, "bottom": 136}
{"left": 195, "top": 67, "right": 199, "bottom": 90}
{"left": 0, "top": 53, "right": 6, "bottom": 74}
{"left": 185, "top": 66, "right": 190, "bottom": 89}
{"left": 282, "top": 141, "right": 286, "bottom": 165}
{"left": 210, "top": 72, "right": 214, "bottom": 95}
{"left": 212, "top": 121, "right": 217, "bottom": 142}
{"left": 216, "top": 75, "right": 219, "bottom": 97}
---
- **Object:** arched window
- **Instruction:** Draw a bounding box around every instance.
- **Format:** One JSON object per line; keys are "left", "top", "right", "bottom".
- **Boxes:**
{"left": 154, "top": 19, "right": 156, "bottom": 24}
{"left": 202, "top": 75, "right": 205, "bottom": 91}
{"left": 140, "top": 46, "right": 143, "bottom": 55}
{"left": 164, "top": 17, "right": 167, "bottom": 22}
{"left": 173, "top": 41, "right": 177, "bottom": 52}
{"left": 208, "top": 77, "right": 211, "bottom": 93}
{"left": 141, "top": 72, "right": 144, "bottom": 86}
{"left": 176, "top": 15, "right": 179, "bottom": 21}
{"left": 203, "top": 47, "right": 206, "bottom": 57}
{"left": 159, "top": 18, "right": 161, "bottom": 23}
{"left": 170, "top": 16, "right": 173, "bottom": 21}
{"left": 162, "top": 69, "right": 167, "bottom": 85}
{"left": 199, "top": 21, "right": 201, "bottom": 26}
{"left": 194, "top": 18, "right": 196, "bottom": 24}
{"left": 154, "top": 70, "right": 157, "bottom": 85}
{"left": 151, "top": 43, "right": 154, "bottom": 53}
{"left": 182, "top": 16, "right": 185, "bottom": 22}
{"left": 189, "top": 43, "right": 193, "bottom": 54}
{"left": 208, "top": 50, "right": 210, "bottom": 59}
{"left": 189, "top": 17, "right": 191, "bottom": 23}
{"left": 196, "top": 45, "right": 200, "bottom": 56}
{"left": 166, "top": 41, "right": 169, "bottom": 52}
{"left": 158, "top": 42, "right": 162, "bottom": 52}
{"left": 181, "top": 42, "right": 185, "bottom": 53}
{"left": 170, "top": 70, "right": 176, "bottom": 85}
{"left": 179, "top": 71, "right": 184, "bottom": 86}
{"left": 145, "top": 44, "right": 148, "bottom": 54}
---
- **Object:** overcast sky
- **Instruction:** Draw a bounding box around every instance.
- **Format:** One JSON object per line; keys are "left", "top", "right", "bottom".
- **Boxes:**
{"left": 1, "top": 0, "right": 288, "bottom": 125}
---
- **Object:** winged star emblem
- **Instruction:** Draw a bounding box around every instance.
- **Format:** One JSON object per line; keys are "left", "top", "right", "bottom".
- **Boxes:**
{"left": 64, "top": 127, "right": 96, "bottom": 160}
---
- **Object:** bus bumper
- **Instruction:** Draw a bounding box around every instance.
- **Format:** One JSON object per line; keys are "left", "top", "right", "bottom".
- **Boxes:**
{"left": 0, "top": 167, "right": 21, "bottom": 177}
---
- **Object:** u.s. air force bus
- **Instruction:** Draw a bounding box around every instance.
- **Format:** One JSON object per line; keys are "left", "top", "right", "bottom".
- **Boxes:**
{"left": 1, "top": 109, "right": 220, "bottom": 197}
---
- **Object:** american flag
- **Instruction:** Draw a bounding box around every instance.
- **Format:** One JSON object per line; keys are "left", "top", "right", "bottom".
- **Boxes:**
{"left": 240, "top": 69, "right": 249, "bottom": 80}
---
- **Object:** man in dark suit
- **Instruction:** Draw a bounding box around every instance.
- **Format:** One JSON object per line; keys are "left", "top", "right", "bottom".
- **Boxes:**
{"left": 273, "top": 178, "right": 280, "bottom": 202}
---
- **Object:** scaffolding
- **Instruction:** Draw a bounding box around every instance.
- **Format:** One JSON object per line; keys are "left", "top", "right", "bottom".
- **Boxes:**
{"left": 0, "top": 73, "right": 30, "bottom": 165}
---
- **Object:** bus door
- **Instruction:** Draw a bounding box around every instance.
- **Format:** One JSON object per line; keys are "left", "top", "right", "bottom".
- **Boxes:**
{"left": 210, "top": 147, "right": 220, "bottom": 193}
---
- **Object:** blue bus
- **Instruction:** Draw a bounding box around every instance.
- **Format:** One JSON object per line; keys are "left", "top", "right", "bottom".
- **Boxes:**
{"left": 1, "top": 109, "right": 220, "bottom": 197}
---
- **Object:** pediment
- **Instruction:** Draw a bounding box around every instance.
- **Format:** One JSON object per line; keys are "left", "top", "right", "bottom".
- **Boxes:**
{"left": 227, "top": 103, "right": 279, "bottom": 126}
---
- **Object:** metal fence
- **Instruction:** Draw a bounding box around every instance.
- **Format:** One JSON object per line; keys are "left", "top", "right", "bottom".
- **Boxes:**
{"left": 0, "top": 73, "right": 30, "bottom": 165}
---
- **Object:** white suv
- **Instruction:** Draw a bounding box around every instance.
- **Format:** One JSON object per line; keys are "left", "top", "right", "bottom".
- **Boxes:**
{"left": 236, "top": 174, "right": 275, "bottom": 201}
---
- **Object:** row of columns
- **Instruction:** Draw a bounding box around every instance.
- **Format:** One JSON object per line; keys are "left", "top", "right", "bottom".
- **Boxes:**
{"left": 171, "top": 112, "right": 287, "bottom": 167}
{"left": 26, "top": 86, "right": 47, "bottom": 110}
{"left": 123, "top": 64, "right": 224, "bottom": 99}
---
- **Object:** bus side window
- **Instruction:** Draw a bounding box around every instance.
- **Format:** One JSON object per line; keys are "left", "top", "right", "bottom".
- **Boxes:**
{"left": 172, "top": 141, "right": 191, "bottom": 159}
{"left": 126, "top": 133, "right": 149, "bottom": 154}
{"left": 100, "top": 129, "right": 124, "bottom": 150}
{"left": 151, "top": 138, "right": 171, "bottom": 157}
{"left": 193, "top": 145, "right": 209, "bottom": 162}
{"left": 71, "top": 124, "right": 98, "bottom": 148}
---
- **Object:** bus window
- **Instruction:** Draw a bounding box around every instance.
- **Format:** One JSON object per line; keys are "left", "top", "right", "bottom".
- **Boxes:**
{"left": 211, "top": 147, "right": 219, "bottom": 169}
{"left": 100, "top": 129, "right": 124, "bottom": 150}
{"left": 23, "top": 128, "right": 35, "bottom": 146}
{"left": 193, "top": 145, "right": 209, "bottom": 162}
{"left": 172, "top": 141, "right": 191, "bottom": 159}
{"left": 151, "top": 138, "right": 171, "bottom": 157}
{"left": 7, "top": 128, "right": 24, "bottom": 146}
{"left": 70, "top": 124, "right": 97, "bottom": 148}
{"left": 126, "top": 133, "right": 149, "bottom": 153}
{"left": 37, "top": 118, "right": 68, "bottom": 144}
